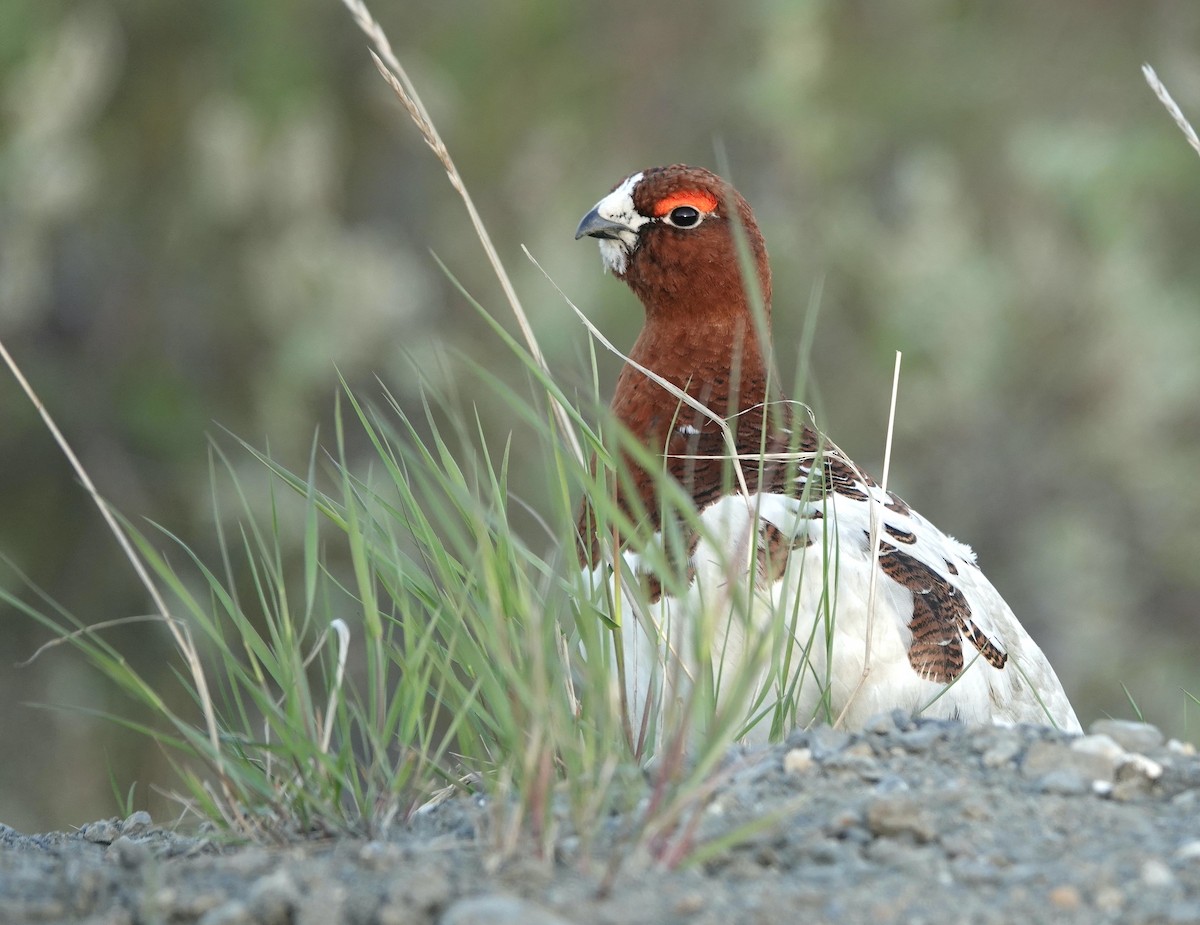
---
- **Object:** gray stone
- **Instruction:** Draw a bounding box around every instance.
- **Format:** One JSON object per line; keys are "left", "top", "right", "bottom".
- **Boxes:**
{"left": 1022, "top": 739, "right": 1118, "bottom": 784}
{"left": 120, "top": 811, "right": 152, "bottom": 835}
{"left": 808, "top": 725, "right": 851, "bottom": 760}
{"left": 783, "top": 747, "right": 814, "bottom": 775}
{"left": 864, "top": 795, "right": 937, "bottom": 843}
{"left": 197, "top": 900, "right": 253, "bottom": 925}
{"left": 81, "top": 820, "right": 119, "bottom": 845}
{"left": 248, "top": 869, "right": 299, "bottom": 925}
{"left": 109, "top": 835, "right": 150, "bottom": 869}
{"left": 441, "top": 895, "right": 573, "bottom": 925}
{"left": 1034, "top": 769, "right": 1091, "bottom": 796}
{"left": 981, "top": 737, "right": 1023, "bottom": 769}
{"left": 295, "top": 883, "right": 346, "bottom": 925}
{"left": 896, "top": 724, "right": 945, "bottom": 753}
{"left": 863, "top": 711, "right": 900, "bottom": 735}
{"left": 1141, "top": 858, "right": 1176, "bottom": 888}
{"left": 1090, "top": 719, "right": 1165, "bottom": 753}
{"left": 873, "top": 773, "right": 910, "bottom": 794}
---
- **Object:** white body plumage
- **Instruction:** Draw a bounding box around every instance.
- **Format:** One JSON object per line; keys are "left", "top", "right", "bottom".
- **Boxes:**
{"left": 589, "top": 474, "right": 1081, "bottom": 742}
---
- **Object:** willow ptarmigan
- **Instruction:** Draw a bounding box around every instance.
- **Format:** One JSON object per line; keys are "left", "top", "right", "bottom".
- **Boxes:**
{"left": 574, "top": 164, "right": 1081, "bottom": 739}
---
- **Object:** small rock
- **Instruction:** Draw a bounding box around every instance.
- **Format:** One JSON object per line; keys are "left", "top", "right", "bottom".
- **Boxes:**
{"left": 865, "top": 795, "right": 937, "bottom": 843}
{"left": 296, "top": 883, "right": 346, "bottom": 925}
{"left": 863, "top": 711, "right": 900, "bottom": 735}
{"left": 825, "top": 807, "right": 864, "bottom": 838}
{"left": 981, "top": 737, "right": 1023, "bottom": 769}
{"left": 1171, "top": 790, "right": 1200, "bottom": 809}
{"left": 1094, "top": 886, "right": 1125, "bottom": 912}
{"left": 197, "top": 900, "right": 253, "bottom": 925}
{"left": 248, "top": 869, "right": 299, "bottom": 925}
{"left": 1142, "top": 858, "right": 1175, "bottom": 888}
{"left": 121, "top": 811, "right": 152, "bottom": 835}
{"left": 1071, "top": 733, "right": 1126, "bottom": 764}
{"left": 1175, "top": 841, "right": 1200, "bottom": 862}
{"left": 1090, "top": 719, "right": 1164, "bottom": 753}
{"left": 873, "top": 774, "right": 910, "bottom": 794}
{"left": 1165, "top": 901, "right": 1200, "bottom": 924}
{"left": 82, "top": 820, "right": 119, "bottom": 845}
{"left": 809, "top": 725, "right": 851, "bottom": 760}
{"left": 1048, "top": 885, "right": 1082, "bottom": 910}
{"left": 1168, "top": 739, "right": 1197, "bottom": 756}
{"left": 359, "top": 841, "right": 402, "bottom": 869}
{"left": 1111, "top": 779, "right": 1152, "bottom": 802}
{"left": 1022, "top": 739, "right": 1117, "bottom": 784}
{"left": 1036, "top": 769, "right": 1091, "bottom": 796}
{"left": 109, "top": 835, "right": 150, "bottom": 869}
{"left": 896, "top": 725, "right": 944, "bottom": 753}
{"left": 1111, "top": 754, "right": 1164, "bottom": 801}
{"left": 441, "top": 895, "right": 573, "bottom": 925}
{"left": 391, "top": 862, "right": 452, "bottom": 912}
{"left": 783, "top": 747, "right": 814, "bottom": 775}
{"left": 1120, "top": 753, "right": 1164, "bottom": 781}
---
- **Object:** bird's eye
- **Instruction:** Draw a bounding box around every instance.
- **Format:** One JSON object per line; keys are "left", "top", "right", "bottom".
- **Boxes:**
{"left": 667, "top": 205, "right": 702, "bottom": 228}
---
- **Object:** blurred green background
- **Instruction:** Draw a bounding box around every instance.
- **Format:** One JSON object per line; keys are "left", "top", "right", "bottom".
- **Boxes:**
{"left": 2, "top": 0, "right": 1199, "bottom": 832}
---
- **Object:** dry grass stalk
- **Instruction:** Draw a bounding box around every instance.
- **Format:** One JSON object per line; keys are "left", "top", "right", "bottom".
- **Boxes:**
{"left": 1142, "top": 64, "right": 1200, "bottom": 160}
{"left": 340, "top": 0, "right": 584, "bottom": 466}
{"left": 0, "top": 337, "right": 235, "bottom": 806}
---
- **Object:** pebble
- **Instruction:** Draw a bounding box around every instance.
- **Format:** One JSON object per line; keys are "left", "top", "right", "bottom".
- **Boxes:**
{"left": 441, "top": 895, "right": 574, "bottom": 925}
{"left": 82, "top": 820, "right": 119, "bottom": 845}
{"left": 863, "top": 711, "right": 902, "bottom": 735}
{"left": 1141, "top": 858, "right": 1175, "bottom": 888}
{"left": 1121, "top": 753, "right": 1164, "bottom": 781}
{"left": 1175, "top": 841, "right": 1200, "bottom": 862}
{"left": 247, "top": 869, "right": 299, "bottom": 925}
{"left": 981, "top": 737, "right": 1023, "bottom": 769}
{"left": 109, "top": 835, "right": 150, "bottom": 869}
{"left": 359, "top": 841, "right": 403, "bottom": 869}
{"left": 896, "top": 724, "right": 946, "bottom": 753}
{"left": 821, "top": 742, "right": 881, "bottom": 778}
{"left": 873, "top": 773, "right": 910, "bottom": 794}
{"left": 1111, "top": 754, "right": 1165, "bottom": 801}
{"left": 1048, "top": 884, "right": 1082, "bottom": 910}
{"left": 1094, "top": 885, "right": 1126, "bottom": 912}
{"left": 1171, "top": 790, "right": 1200, "bottom": 809}
{"left": 808, "top": 726, "right": 851, "bottom": 760}
{"left": 1071, "top": 733, "right": 1126, "bottom": 765}
{"left": 1090, "top": 719, "right": 1165, "bottom": 754}
{"left": 864, "top": 795, "right": 937, "bottom": 843}
{"left": 197, "top": 900, "right": 253, "bottom": 925}
{"left": 297, "top": 885, "right": 347, "bottom": 925}
{"left": 1022, "top": 740, "right": 1117, "bottom": 784}
{"left": 1035, "top": 769, "right": 1091, "bottom": 796}
{"left": 121, "top": 811, "right": 153, "bottom": 835}
{"left": 783, "top": 747, "right": 814, "bottom": 775}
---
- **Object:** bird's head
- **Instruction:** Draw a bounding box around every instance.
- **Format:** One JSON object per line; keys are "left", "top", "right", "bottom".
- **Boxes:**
{"left": 575, "top": 165, "right": 772, "bottom": 320}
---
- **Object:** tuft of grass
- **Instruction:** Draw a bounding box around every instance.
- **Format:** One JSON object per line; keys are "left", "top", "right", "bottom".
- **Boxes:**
{"left": 0, "top": 0, "right": 886, "bottom": 873}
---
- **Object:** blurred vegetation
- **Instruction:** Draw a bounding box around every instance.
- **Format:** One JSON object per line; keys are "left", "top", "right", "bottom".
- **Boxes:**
{"left": 2, "top": 0, "right": 1199, "bottom": 831}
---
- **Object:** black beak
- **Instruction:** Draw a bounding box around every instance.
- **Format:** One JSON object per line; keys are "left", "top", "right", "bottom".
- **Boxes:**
{"left": 575, "top": 207, "right": 631, "bottom": 241}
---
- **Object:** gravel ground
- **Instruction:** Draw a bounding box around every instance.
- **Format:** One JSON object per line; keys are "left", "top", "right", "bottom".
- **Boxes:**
{"left": 4, "top": 714, "right": 1200, "bottom": 924}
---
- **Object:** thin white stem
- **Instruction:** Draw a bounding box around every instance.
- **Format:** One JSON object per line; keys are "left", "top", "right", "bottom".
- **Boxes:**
{"left": 1142, "top": 64, "right": 1200, "bottom": 160}
{"left": 0, "top": 336, "right": 225, "bottom": 773}
{"left": 834, "top": 350, "right": 902, "bottom": 728}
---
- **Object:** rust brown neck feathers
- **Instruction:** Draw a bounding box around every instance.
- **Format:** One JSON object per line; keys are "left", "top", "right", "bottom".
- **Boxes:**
{"left": 576, "top": 165, "right": 791, "bottom": 562}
